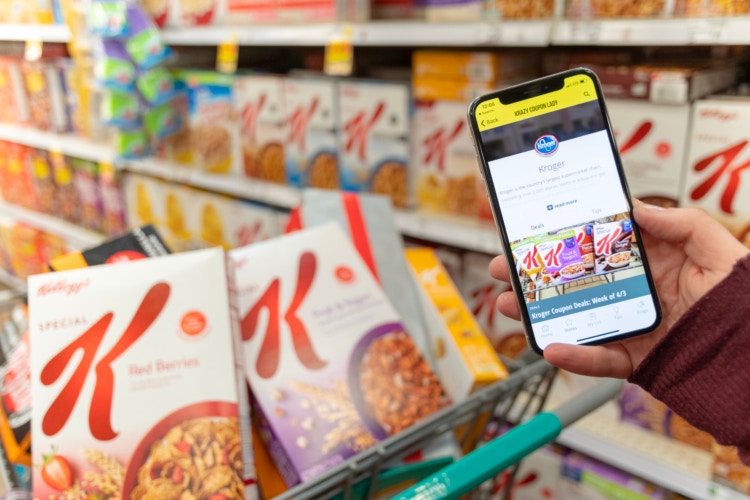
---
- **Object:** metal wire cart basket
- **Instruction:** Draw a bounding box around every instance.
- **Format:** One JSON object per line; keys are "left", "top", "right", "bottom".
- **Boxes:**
{"left": 275, "top": 351, "right": 621, "bottom": 500}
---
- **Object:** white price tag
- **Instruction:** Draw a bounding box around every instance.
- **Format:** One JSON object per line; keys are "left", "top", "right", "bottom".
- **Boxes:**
{"left": 570, "top": 21, "right": 602, "bottom": 43}
{"left": 689, "top": 19, "right": 726, "bottom": 44}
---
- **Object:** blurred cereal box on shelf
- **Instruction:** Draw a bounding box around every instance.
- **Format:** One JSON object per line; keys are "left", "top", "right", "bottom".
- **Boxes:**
{"left": 29, "top": 248, "right": 257, "bottom": 500}
{"left": 560, "top": 450, "right": 670, "bottom": 499}
{"left": 619, "top": 383, "right": 715, "bottom": 452}
{"left": 0, "top": 57, "right": 30, "bottom": 125}
{"left": 283, "top": 77, "right": 339, "bottom": 189}
{"left": 194, "top": 190, "right": 234, "bottom": 250}
{"left": 413, "top": 50, "right": 497, "bottom": 82}
{"left": 566, "top": 0, "right": 671, "bottom": 17}
{"left": 227, "top": 0, "right": 279, "bottom": 23}
{"left": 0, "top": 142, "right": 37, "bottom": 212}
{"left": 51, "top": 153, "right": 82, "bottom": 226}
{"left": 712, "top": 443, "right": 750, "bottom": 495}
{"left": 20, "top": 59, "right": 69, "bottom": 133}
{"left": 71, "top": 157, "right": 105, "bottom": 234}
{"left": 28, "top": 148, "right": 59, "bottom": 216}
{"left": 47, "top": 225, "right": 170, "bottom": 272}
{"left": 228, "top": 223, "right": 450, "bottom": 487}
{"left": 224, "top": 200, "right": 283, "bottom": 249}
{"left": 98, "top": 161, "right": 128, "bottom": 238}
{"left": 608, "top": 99, "right": 691, "bottom": 208}
{"left": 461, "top": 252, "right": 528, "bottom": 360}
{"left": 681, "top": 98, "right": 750, "bottom": 247}
{"left": 123, "top": 172, "right": 164, "bottom": 231}
{"left": 484, "top": 0, "right": 555, "bottom": 19}
{"left": 236, "top": 74, "right": 287, "bottom": 183}
{"left": 164, "top": 0, "right": 227, "bottom": 26}
{"left": 405, "top": 247, "right": 507, "bottom": 401}
{"left": 338, "top": 79, "right": 411, "bottom": 208}
{"left": 413, "top": 99, "right": 479, "bottom": 218}
{"left": 180, "top": 70, "right": 241, "bottom": 175}
{"left": 277, "top": 0, "right": 363, "bottom": 23}
{"left": 411, "top": 77, "right": 494, "bottom": 104}
{"left": 160, "top": 181, "right": 200, "bottom": 252}
{"left": 418, "top": 0, "right": 482, "bottom": 22}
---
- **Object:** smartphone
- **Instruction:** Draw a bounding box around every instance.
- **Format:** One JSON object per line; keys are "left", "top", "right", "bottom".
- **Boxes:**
{"left": 468, "top": 67, "right": 661, "bottom": 354}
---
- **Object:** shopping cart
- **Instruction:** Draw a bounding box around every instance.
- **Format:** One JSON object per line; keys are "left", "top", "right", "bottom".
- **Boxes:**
{"left": 275, "top": 351, "right": 623, "bottom": 500}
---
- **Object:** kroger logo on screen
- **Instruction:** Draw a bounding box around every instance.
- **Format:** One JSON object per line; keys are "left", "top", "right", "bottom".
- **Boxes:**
{"left": 535, "top": 135, "right": 559, "bottom": 156}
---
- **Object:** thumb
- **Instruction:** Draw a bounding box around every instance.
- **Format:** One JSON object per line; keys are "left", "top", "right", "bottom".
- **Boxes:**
{"left": 633, "top": 202, "right": 704, "bottom": 245}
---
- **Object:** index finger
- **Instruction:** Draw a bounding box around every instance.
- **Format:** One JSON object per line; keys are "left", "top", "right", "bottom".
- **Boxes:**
{"left": 489, "top": 254, "right": 511, "bottom": 283}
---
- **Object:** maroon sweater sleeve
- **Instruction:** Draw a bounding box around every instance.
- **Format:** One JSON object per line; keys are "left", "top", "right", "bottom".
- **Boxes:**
{"left": 629, "top": 253, "right": 750, "bottom": 464}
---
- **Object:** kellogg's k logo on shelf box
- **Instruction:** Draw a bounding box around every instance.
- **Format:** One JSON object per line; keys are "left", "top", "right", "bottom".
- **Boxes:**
{"left": 28, "top": 248, "right": 257, "bottom": 500}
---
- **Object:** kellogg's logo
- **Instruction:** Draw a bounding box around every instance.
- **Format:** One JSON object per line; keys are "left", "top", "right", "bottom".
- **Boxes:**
{"left": 37, "top": 279, "right": 91, "bottom": 297}
{"left": 535, "top": 135, "right": 558, "bottom": 156}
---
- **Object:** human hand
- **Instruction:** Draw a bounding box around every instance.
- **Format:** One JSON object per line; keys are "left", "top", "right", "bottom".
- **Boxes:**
{"left": 489, "top": 200, "right": 750, "bottom": 378}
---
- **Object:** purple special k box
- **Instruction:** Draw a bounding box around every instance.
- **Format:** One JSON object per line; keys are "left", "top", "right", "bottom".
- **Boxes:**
{"left": 28, "top": 248, "right": 258, "bottom": 500}
{"left": 228, "top": 222, "right": 450, "bottom": 487}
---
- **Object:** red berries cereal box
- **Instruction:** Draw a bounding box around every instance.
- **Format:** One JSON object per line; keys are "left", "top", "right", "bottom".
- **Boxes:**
{"left": 29, "top": 248, "right": 257, "bottom": 500}
{"left": 228, "top": 222, "right": 450, "bottom": 487}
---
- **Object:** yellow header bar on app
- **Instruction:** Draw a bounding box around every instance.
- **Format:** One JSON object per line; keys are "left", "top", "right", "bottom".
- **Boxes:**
{"left": 475, "top": 74, "right": 598, "bottom": 132}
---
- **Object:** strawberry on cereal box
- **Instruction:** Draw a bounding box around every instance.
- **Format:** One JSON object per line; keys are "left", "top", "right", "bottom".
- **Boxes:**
{"left": 29, "top": 248, "right": 257, "bottom": 500}
{"left": 228, "top": 223, "right": 450, "bottom": 487}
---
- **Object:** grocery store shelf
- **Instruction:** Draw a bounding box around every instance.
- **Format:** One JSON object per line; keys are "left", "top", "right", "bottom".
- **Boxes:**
{"left": 0, "top": 202, "right": 105, "bottom": 249}
{"left": 394, "top": 210, "right": 502, "bottom": 254}
{"left": 554, "top": 399, "right": 715, "bottom": 499}
{"left": 551, "top": 16, "right": 750, "bottom": 45}
{"left": 0, "top": 124, "right": 114, "bottom": 163}
{"left": 125, "top": 159, "right": 303, "bottom": 209}
{"left": 162, "top": 20, "right": 551, "bottom": 47}
{"left": 0, "top": 24, "right": 71, "bottom": 43}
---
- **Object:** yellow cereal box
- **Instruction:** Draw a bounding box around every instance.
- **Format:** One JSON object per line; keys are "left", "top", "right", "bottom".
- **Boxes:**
{"left": 405, "top": 247, "right": 508, "bottom": 399}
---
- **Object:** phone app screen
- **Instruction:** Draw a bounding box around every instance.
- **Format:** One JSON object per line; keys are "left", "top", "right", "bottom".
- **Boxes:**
{"left": 475, "top": 74, "right": 659, "bottom": 350}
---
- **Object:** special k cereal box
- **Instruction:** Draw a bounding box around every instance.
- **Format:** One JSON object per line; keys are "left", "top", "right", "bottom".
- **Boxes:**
{"left": 29, "top": 248, "right": 258, "bottom": 500}
{"left": 413, "top": 99, "right": 479, "bottom": 218}
{"left": 681, "top": 98, "right": 750, "bottom": 247}
{"left": 338, "top": 80, "right": 411, "bottom": 208}
{"left": 228, "top": 223, "right": 450, "bottom": 487}
{"left": 123, "top": 173, "right": 164, "bottom": 235}
{"left": 236, "top": 74, "right": 287, "bottom": 183}
{"left": 405, "top": 247, "right": 507, "bottom": 400}
{"left": 607, "top": 99, "right": 691, "bottom": 208}
{"left": 283, "top": 77, "right": 338, "bottom": 189}
{"left": 461, "top": 252, "right": 528, "bottom": 360}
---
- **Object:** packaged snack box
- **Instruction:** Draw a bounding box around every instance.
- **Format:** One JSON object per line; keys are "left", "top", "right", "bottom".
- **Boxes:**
{"left": 224, "top": 200, "right": 283, "bottom": 249}
{"left": 338, "top": 79, "right": 411, "bottom": 208}
{"left": 229, "top": 222, "right": 450, "bottom": 487}
{"left": 283, "top": 77, "right": 338, "bottom": 189}
{"left": 180, "top": 70, "right": 241, "bottom": 175}
{"left": 0, "top": 143, "right": 37, "bottom": 212}
{"left": 71, "top": 158, "right": 105, "bottom": 234}
{"left": 413, "top": 99, "right": 479, "bottom": 217}
{"left": 536, "top": 231, "right": 586, "bottom": 284}
{"left": 608, "top": 99, "right": 691, "bottom": 208}
{"left": 681, "top": 98, "right": 750, "bottom": 247}
{"left": 236, "top": 74, "right": 287, "bottom": 183}
{"left": 123, "top": 172, "right": 164, "bottom": 233}
{"left": 405, "top": 247, "right": 507, "bottom": 400}
{"left": 47, "top": 225, "right": 170, "bottom": 272}
{"left": 21, "top": 59, "right": 69, "bottom": 133}
{"left": 29, "top": 248, "right": 255, "bottom": 500}
{"left": 98, "top": 162, "right": 129, "bottom": 238}
{"left": 161, "top": 181, "right": 200, "bottom": 252}
{"left": 28, "top": 148, "right": 58, "bottom": 216}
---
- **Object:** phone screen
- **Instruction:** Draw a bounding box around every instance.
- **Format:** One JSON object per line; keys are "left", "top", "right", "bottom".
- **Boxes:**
{"left": 470, "top": 69, "right": 660, "bottom": 353}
